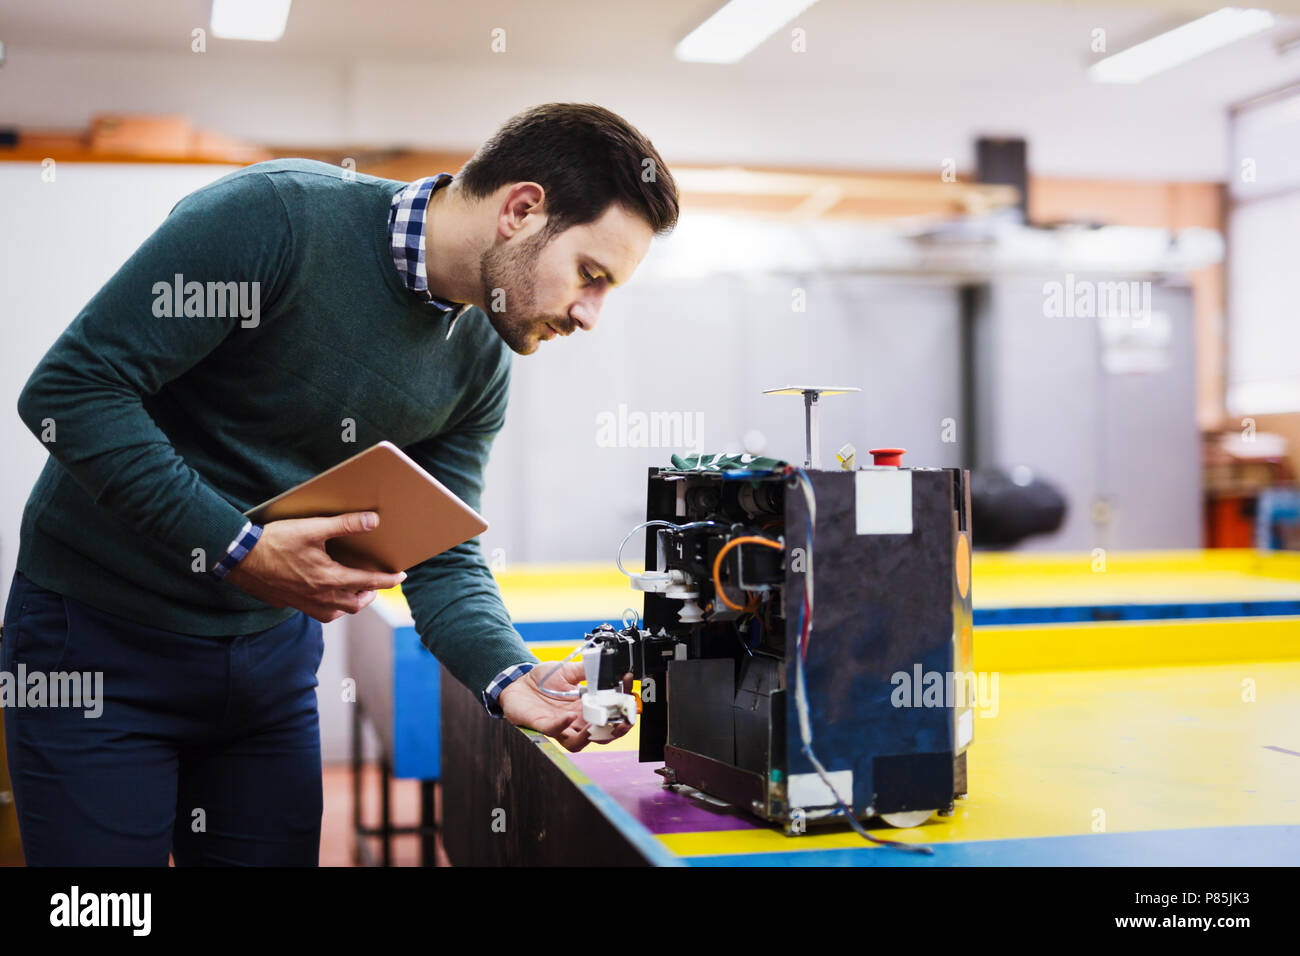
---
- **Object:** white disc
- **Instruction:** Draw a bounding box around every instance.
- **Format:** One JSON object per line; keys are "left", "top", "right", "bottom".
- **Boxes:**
{"left": 880, "top": 810, "right": 934, "bottom": 828}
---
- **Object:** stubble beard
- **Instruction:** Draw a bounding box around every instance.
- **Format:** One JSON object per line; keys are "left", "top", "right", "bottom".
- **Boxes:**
{"left": 479, "top": 230, "right": 554, "bottom": 355}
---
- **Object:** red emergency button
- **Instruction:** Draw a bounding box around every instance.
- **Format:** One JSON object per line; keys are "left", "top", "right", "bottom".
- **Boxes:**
{"left": 868, "top": 447, "right": 906, "bottom": 467}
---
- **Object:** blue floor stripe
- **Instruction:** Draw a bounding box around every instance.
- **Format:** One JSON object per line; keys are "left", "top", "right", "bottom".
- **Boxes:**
{"left": 515, "top": 619, "right": 610, "bottom": 642}
{"left": 974, "top": 601, "right": 1300, "bottom": 626}
{"left": 683, "top": 825, "right": 1300, "bottom": 866}
{"left": 513, "top": 604, "right": 1300, "bottom": 641}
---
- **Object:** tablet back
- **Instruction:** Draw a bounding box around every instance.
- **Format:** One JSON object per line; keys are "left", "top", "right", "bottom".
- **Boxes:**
{"left": 244, "top": 441, "right": 489, "bottom": 573}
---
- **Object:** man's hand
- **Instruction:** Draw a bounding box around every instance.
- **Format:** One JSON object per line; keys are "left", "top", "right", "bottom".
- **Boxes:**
{"left": 225, "top": 511, "right": 407, "bottom": 623}
{"left": 498, "top": 661, "right": 635, "bottom": 753}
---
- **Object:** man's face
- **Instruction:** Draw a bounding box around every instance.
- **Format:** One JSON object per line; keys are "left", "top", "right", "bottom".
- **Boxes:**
{"left": 479, "top": 202, "right": 655, "bottom": 355}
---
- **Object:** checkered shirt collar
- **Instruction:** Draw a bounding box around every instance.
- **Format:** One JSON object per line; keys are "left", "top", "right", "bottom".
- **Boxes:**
{"left": 389, "top": 173, "right": 472, "bottom": 339}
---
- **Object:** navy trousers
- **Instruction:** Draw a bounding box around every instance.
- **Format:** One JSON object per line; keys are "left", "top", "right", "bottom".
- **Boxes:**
{"left": 1, "top": 570, "right": 325, "bottom": 866}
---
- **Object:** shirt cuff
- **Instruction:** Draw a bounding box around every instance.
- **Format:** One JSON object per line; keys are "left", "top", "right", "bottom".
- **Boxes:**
{"left": 481, "top": 661, "right": 537, "bottom": 718}
{"left": 209, "top": 520, "right": 263, "bottom": 580}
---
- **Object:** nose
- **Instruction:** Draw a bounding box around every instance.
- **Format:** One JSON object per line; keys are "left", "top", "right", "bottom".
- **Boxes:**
{"left": 570, "top": 288, "right": 606, "bottom": 332}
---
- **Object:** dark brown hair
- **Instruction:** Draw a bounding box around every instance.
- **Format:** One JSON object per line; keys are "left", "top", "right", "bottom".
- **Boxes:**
{"left": 458, "top": 103, "right": 679, "bottom": 238}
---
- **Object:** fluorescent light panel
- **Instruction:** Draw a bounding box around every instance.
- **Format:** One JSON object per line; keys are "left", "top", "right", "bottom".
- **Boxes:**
{"left": 676, "top": 0, "right": 822, "bottom": 64}
{"left": 210, "top": 0, "right": 292, "bottom": 42}
{"left": 1090, "top": 7, "right": 1275, "bottom": 84}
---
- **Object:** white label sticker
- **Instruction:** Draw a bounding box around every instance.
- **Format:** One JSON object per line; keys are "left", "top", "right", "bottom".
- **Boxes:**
{"left": 788, "top": 770, "right": 853, "bottom": 808}
{"left": 956, "top": 708, "right": 974, "bottom": 750}
{"left": 854, "top": 469, "right": 913, "bottom": 535}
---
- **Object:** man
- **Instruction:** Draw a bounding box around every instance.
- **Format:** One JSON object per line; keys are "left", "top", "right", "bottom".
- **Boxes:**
{"left": 3, "top": 103, "right": 679, "bottom": 865}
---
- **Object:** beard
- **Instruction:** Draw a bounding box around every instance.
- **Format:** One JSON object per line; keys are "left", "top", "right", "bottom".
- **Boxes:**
{"left": 478, "top": 230, "right": 564, "bottom": 354}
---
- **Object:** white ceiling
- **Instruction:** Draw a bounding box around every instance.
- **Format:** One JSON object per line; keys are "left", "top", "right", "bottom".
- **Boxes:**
{"left": 3, "top": 0, "right": 1300, "bottom": 178}
{"left": 1, "top": 0, "right": 1298, "bottom": 108}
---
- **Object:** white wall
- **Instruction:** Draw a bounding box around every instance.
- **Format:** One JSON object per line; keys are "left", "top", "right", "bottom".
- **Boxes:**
{"left": 0, "top": 45, "right": 1240, "bottom": 181}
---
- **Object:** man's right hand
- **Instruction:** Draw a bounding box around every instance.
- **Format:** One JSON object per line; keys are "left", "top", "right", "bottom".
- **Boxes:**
{"left": 225, "top": 511, "right": 406, "bottom": 623}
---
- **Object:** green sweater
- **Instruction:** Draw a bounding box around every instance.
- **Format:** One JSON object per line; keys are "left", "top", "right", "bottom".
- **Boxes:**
{"left": 15, "top": 159, "right": 538, "bottom": 695}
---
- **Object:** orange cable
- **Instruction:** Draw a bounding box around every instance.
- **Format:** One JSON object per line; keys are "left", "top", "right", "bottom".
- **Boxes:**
{"left": 712, "top": 535, "right": 783, "bottom": 611}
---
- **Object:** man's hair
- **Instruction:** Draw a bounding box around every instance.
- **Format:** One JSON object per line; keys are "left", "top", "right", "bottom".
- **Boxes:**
{"left": 458, "top": 103, "right": 679, "bottom": 239}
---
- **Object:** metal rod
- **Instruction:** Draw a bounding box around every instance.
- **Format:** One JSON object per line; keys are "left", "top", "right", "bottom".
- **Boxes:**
{"left": 803, "top": 393, "right": 812, "bottom": 467}
{"left": 804, "top": 390, "right": 821, "bottom": 468}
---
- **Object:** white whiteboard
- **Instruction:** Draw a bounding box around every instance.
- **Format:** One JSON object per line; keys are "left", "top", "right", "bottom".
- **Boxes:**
{"left": 1228, "top": 92, "right": 1300, "bottom": 415}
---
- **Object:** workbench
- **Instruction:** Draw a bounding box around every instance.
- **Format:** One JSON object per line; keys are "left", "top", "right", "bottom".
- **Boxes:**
{"left": 351, "top": 549, "right": 1300, "bottom": 865}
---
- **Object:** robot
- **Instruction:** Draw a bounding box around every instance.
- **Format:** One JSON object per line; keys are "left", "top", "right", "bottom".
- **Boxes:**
{"left": 537, "top": 387, "right": 974, "bottom": 840}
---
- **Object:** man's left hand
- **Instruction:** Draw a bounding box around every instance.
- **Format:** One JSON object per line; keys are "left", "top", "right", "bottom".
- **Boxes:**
{"left": 497, "top": 661, "right": 634, "bottom": 753}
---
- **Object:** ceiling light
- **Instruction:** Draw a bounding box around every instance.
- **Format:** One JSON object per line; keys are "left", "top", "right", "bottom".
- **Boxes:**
{"left": 1089, "top": 7, "right": 1275, "bottom": 84}
{"left": 210, "top": 0, "right": 292, "bottom": 43}
{"left": 676, "top": 0, "right": 822, "bottom": 64}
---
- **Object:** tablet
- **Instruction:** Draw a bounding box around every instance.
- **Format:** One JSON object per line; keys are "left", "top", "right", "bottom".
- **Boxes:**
{"left": 243, "top": 440, "right": 489, "bottom": 574}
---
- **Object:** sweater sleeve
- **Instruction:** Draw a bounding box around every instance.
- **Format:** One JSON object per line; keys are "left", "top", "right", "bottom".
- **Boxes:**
{"left": 15, "top": 169, "right": 295, "bottom": 572}
{"left": 398, "top": 346, "right": 540, "bottom": 695}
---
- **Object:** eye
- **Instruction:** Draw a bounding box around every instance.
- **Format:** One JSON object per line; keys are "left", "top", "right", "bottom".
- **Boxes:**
{"left": 580, "top": 267, "right": 596, "bottom": 285}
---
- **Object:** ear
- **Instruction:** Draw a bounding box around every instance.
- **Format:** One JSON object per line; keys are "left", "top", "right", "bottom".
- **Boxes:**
{"left": 496, "top": 182, "right": 546, "bottom": 239}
